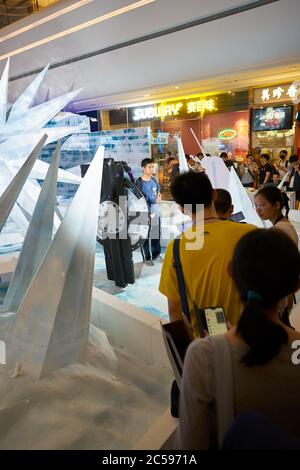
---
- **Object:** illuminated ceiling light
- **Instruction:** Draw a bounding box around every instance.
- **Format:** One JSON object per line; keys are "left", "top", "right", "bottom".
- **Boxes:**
{"left": 144, "top": 94, "right": 151, "bottom": 97}
{"left": 0, "top": 0, "right": 94, "bottom": 45}
{"left": 0, "top": 0, "right": 156, "bottom": 61}
{"left": 174, "top": 86, "right": 179, "bottom": 89}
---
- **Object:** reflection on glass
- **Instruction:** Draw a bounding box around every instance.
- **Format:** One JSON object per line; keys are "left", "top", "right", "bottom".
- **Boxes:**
{"left": 0, "top": 0, "right": 59, "bottom": 29}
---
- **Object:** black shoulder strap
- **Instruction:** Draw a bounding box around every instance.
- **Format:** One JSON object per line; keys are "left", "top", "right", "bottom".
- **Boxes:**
{"left": 247, "top": 166, "right": 254, "bottom": 180}
{"left": 173, "top": 238, "right": 191, "bottom": 322}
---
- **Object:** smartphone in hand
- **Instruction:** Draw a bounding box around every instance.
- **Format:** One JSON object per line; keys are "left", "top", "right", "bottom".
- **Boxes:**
{"left": 196, "top": 307, "right": 228, "bottom": 337}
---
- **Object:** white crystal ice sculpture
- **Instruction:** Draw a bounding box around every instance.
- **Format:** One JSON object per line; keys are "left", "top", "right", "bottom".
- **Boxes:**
{"left": 5, "top": 147, "right": 104, "bottom": 378}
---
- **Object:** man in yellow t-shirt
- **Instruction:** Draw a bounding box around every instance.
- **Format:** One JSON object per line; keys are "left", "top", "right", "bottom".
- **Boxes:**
{"left": 159, "top": 172, "right": 255, "bottom": 337}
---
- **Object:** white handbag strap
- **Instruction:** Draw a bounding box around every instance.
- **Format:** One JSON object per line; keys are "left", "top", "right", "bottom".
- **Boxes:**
{"left": 209, "top": 335, "right": 234, "bottom": 448}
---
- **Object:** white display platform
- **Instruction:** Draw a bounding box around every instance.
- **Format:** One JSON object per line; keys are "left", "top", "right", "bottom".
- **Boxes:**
{"left": 91, "top": 287, "right": 177, "bottom": 449}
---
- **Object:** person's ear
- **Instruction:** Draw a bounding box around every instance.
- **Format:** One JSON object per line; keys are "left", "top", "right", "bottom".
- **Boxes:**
{"left": 275, "top": 201, "right": 281, "bottom": 211}
{"left": 229, "top": 205, "right": 234, "bottom": 216}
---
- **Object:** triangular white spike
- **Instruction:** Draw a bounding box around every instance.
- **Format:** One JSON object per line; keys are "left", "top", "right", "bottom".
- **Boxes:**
{"left": 0, "top": 312, "right": 16, "bottom": 341}
{"left": 177, "top": 137, "right": 189, "bottom": 173}
{"left": 2, "top": 141, "right": 61, "bottom": 313}
{"left": 8, "top": 203, "right": 29, "bottom": 233}
{"left": 0, "top": 126, "right": 83, "bottom": 161}
{"left": 0, "top": 58, "right": 9, "bottom": 127}
{"left": 228, "top": 166, "right": 263, "bottom": 227}
{"left": 6, "top": 147, "right": 104, "bottom": 378}
{"left": 0, "top": 134, "right": 47, "bottom": 233}
{"left": 201, "top": 155, "right": 230, "bottom": 188}
{"left": 31, "top": 160, "right": 82, "bottom": 184}
{"left": 7, "top": 64, "right": 50, "bottom": 123}
{"left": 0, "top": 88, "right": 83, "bottom": 138}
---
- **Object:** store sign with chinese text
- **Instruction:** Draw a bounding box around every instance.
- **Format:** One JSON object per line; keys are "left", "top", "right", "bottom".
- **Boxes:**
{"left": 132, "top": 98, "right": 216, "bottom": 121}
{"left": 254, "top": 84, "right": 299, "bottom": 105}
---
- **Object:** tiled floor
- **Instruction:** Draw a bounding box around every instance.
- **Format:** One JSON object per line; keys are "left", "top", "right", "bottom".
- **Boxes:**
{"left": 93, "top": 243, "right": 168, "bottom": 321}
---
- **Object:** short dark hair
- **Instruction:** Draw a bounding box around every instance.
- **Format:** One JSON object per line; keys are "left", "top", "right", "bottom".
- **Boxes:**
{"left": 280, "top": 149, "right": 288, "bottom": 156}
{"left": 289, "top": 154, "right": 298, "bottom": 164}
{"left": 220, "top": 152, "right": 228, "bottom": 160}
{"left": 215, "top": 189, "right": 232, "bottom": 215}
{"left": 260, "top": 153, "right": 270, "bottom": 161}
{"left": 141, "top": 158, "right": 154, "bottom": 168}
{"left": 170, "top": 171, "right": 213, "bottom": 212}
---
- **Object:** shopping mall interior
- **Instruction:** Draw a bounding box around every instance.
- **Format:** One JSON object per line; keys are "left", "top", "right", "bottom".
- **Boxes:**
{"left": 0, "top": 0, "right": 300, "bottom": 454}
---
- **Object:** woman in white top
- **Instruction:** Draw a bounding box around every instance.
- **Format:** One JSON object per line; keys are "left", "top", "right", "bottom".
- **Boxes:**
{"left": 239, "top": 154, "right": 258, "bottom": 188}
{"left": 277, "top": 150, "right": 289, "bottom": 183}
{"left": 254, "top": 185, "right": 298, "bottom": 246}
{"left": 176, "top": 229, "right": 300, "bottom": 449}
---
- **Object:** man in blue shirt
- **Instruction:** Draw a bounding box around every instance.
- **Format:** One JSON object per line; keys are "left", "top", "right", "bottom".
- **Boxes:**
{"left": 136, "top": 158, "right": 162, "bottom": 266}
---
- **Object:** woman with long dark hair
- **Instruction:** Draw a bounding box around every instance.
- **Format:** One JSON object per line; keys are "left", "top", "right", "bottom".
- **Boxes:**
{"left": 177, "top": 229, "right": 300, "bottom": 449}
{"left": 254, "top": 185, "right": 298, "bottom": 246}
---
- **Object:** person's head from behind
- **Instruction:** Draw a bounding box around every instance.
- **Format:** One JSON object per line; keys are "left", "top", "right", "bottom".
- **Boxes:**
{"left": 273, "top": 170, "right": 280, "bottom": 184}
{"left": 289, "top": 154, "right": 299, "bottom": 169}
{"left": 141, "top": 158, "right": 155, "bottom": 177}
{"left": 215, "top": 189, "right": 234, "bottom": 220}
{"left": 170, "top": 171, "right": 213, "bottom": 216}
{"left": 220, "top": 152, "right": 228, "bottom": 161}
{"left": 231, "top": 229, "right": 300, "bottom": 366}
{"left": 260, "top": 153, "right": 270, "bottom": 165}
{"left": 279, "top": 149, "right": 288, "bottom": 160}
{"left": 254, "top": 185, "right": 287, "bottom": 221}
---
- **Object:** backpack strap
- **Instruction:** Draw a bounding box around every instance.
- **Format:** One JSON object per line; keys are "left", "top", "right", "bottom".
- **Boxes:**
{"left": 209, "top": 335, "right": 234, "bottom": 448}
{"left": 173, "top": 238, "right": 191, "bottom": 322}
{"left": 247, "top": 167, "right": 254, "bottom": 180}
